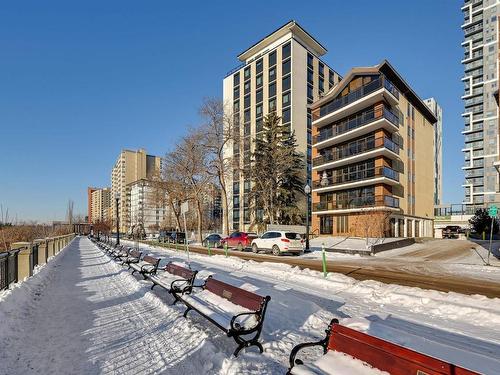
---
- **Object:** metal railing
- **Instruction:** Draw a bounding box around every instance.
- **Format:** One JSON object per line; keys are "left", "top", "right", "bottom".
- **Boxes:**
{"left": 313, "top": 136, "right": 399, "bottom": 167}
{"left": 313, "top": 195, "right": 400, "bottom": 211}
{"left": 314, "top": 107, "right": 399, "bottom": 144}
{"left": 313, "top": 166, "right": 399, "bottom": 189}
{"left": 0, "top": 249, "right": 20, "bottom": 291}
{"left": 316, "top": 75, "right": 399, "bottom": 120}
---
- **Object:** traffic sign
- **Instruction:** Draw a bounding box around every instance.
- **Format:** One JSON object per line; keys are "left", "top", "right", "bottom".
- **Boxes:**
{"left": 488, "top": 205, "right": 498, "bottom": 217}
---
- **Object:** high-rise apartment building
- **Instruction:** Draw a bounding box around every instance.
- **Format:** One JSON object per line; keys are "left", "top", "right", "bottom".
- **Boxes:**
{"left": 128, "top": 179, "right": 168, "bottom": 233}
{"left": 87, "top": 187, "right": 98, "bottom": 223}
{"left": 91, "top": 188, "right": 111, "bottom": 223}
{"left": 111, "top": 148, "right": 162, "bottom": 233}
{"left": 424, "top": 98, "right": 443, "bottom": 205}
{"left": 223, "top": 21, "right": 341, "bottom": 232}
{"left": 462, "top": 0, "right": 500, "bottom": 205}
{"left": 311, "top": 61, "right": 436, "bottom": 238}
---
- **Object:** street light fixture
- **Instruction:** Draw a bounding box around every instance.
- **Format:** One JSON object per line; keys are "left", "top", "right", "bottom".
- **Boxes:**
{"left": 115, "top": 191, "right": 121, "bottom": 246}
{"left": 304, "top": 184, "right": 311, "bottom": 251}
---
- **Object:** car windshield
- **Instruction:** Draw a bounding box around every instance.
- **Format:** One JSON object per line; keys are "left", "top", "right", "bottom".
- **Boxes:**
{"left": 285, "top": 232, "right": 301, "bottom": 240}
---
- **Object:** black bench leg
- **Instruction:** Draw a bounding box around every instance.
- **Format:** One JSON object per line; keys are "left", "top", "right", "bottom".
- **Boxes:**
{"left": 232, "top": 333, "right": 263, "bottom": 357}
{"left": 183, "top": 306, "right": 192, "bottom": 318}
{"left": 170, "top": 293, "right": 180, "bottom": 306}
{"left": 150, "top": 283, "right": 156, "bottom": 290}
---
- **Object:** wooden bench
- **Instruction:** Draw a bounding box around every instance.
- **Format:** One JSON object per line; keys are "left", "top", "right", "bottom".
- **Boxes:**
{"left": 288, "top": 319, "right": 478, "bottom": 375}
{"left": 123, "top": 249, "right": 142, "bottom": 267}
{"left": 129, "top": 255, "right": 161, "bottom": 279}
{"left": 148, "top": 262, "right": 198, "bottom": 302}
{"left": 111, "top": 246, "right": 130, "bottom": 260}
{"left": 179, "top": 275, "right": 271, "bottom": 357}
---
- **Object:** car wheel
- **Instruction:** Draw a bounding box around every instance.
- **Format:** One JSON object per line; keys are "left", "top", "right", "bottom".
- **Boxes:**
{"left": 252, "top": 244, "right": 259, "bottom": 253}
{"left": 272, "top": 245, "right": 280, "bottom": 256}
{"left": 237, "top": 242, "right": 243, "bottom": 251}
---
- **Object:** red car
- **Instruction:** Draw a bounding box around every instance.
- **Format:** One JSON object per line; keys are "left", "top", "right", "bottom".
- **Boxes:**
{"left": 221, "top": 231, "right": 258, "bottom": 251}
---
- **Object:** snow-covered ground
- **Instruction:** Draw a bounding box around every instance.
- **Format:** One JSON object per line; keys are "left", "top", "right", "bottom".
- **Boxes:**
{"left": 1, "top": 237, "right": 499, "bottom": 374}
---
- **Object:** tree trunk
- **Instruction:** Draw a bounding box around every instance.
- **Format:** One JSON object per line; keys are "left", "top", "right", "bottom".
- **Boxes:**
{"left": 218, "top": 172, "right": 229, "bottom": 236}
{"left": 196, "top": 198, "right": 203, "bottom": 243}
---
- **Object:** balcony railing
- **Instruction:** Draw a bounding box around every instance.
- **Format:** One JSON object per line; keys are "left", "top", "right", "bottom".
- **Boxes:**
{"left": 316, "top": 75, "right": 400, "bottom": 120}
{"left": 313, "top": 137, "right": 399, "bottom": 167}
{"left": 313, "top": 195, "right": 400, "bottom": 211}
{"left": 313, "top": 166, "right": 400, "bottom": 189}
{"left": 313, "top": 107, "right": 399, "bottom": 144}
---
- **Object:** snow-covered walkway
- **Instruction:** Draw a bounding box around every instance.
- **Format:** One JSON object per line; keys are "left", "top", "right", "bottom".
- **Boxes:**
{"left": 0, "top": 237, "right": 223, "bottom": 374}
{"left": 1, "top": 237, "right": 500, "bottom": 374}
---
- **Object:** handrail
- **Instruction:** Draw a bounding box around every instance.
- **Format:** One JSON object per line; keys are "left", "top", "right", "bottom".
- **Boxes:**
{"left": 313, "top": 166, "right": 399, "bottom": 188}
{"left": 313, "top": 195, "right": 400, "bottom": 211}
{"left": 313, "top": 136, "right": 399, "bottom": 166}
{"left": 313, "top": 107, "right": 399, "bottom": 144}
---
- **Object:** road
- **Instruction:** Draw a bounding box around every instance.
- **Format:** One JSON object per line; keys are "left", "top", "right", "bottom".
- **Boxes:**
{"left": 142, "top": 240, "right": 500, "bottom": 298}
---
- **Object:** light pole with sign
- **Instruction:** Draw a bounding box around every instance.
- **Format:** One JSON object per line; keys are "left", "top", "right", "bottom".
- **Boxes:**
{"left": 304, "top": 184, "right": 311, "bottom": 251}
{"left": 487, "top": 205, "right": 497, "bottom": 266}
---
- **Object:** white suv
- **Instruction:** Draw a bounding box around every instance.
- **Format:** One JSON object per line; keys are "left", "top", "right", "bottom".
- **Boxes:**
{"left": 251, "top": 231, "right": 304, "bottom": 256}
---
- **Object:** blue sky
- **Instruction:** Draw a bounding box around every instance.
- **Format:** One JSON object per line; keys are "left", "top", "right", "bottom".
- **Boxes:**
{"left": 0, "top": 1, "right": 464, "bottom": 222}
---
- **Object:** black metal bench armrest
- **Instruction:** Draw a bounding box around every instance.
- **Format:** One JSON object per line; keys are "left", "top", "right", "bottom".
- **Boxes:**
{"left": 170, "top": 279, "right": 188, "bottom": 292}
{"left": 229, "top": 311, "right": 260, "bottom": 334}
{"left": 288, "top": 318, "right": 338, "bottom": 370}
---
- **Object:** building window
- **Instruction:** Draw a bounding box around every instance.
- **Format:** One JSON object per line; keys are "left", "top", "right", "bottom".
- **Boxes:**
{"left": 233, "top": 86, "right": 240, "bottom": 98}
{"left": 233, "top": 72, "right": 240, "bottom": 86}
{"left": 244, "top": 81, "right": 251, "bottom": 95}
{"left": 256, "top": 74, "right": 263, "bottom": 88}
{"left": 307, "top": 69, "right": 313, "bottom": 84}
{"left": 320, "top": 216, "right": 333, "bottom": 234}
{"left": 269, "top": 82, "right": 276, "bottom": 97}
{"left": 233, "top": 100, "right": 239, "bottom": 113}
{"left": 256, "top": 104, "right": 263, "bottom": 117}
{"left": 307, "top": 84, "right": 313, "bottom": 100}
{"left": 269, "top": 67, "right": 276, "bottom": 82}
{"left": 256, "top": 89, "right": 263, "bottom": 103}
{"left": 244, "top": 109, "right": 250, "bottom": 123}
{"left": 256, "top": 118, "right": 264, "bottom": 132}
{"left": 282, "top": 42, "right": 291, "bottom": 59}
{"left": 319, "top": 62, "right": 324, "bottom": 77}
{"left": 329, "top": 70, "right": 335, "bottom": 86}
{"left": 319, "top": 78, "right": 324, "bottom": 93}
{"left": 307, "top": 53, "right": 313, "bottom": 68}
{"left": 282, "top": 107, "right": 291, "bottom": 123}
{"left": 337, "top": 215, "right": 349, "bottom": 233}
{"left": 282, "top": 59, "right": 291, "bottom": 75}
{"left": 282, "top": 75, "right": 291, "bottom": 91}
{"left": 269, "top": 98, "right": 276, "bottom": 112}
{"left": 233, "top": 196, "right": 240, "bottom": 208}
{"left": 282, "top": 91, "right": 291, "bottom": 107}
{"left": 244, "top": 67, "right": 251, "bottom": 80}
{"left": 244, "top": 94, "right": 250, "bottom": 109}
{"left": 268, "top": 50, "right": 276, "bottom": 67}
{"left": 256, "top": 58, "right": 263, "bottom": 74}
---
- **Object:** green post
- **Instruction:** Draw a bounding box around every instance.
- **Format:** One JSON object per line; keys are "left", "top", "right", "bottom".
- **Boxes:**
{"left": 208, "top": 242, "right": 212, "bottom": 256}
{"left": 483, "top": 231, "right": 486, "bottom": 241}
{"left": 185, "top": 239, "right": 188, "bottom": 253}
{"left": 322, "top": 243, "right": 327, "bottom": 278}
{"left": 224, "top": 242, "right": 228, "bottom": 257}
{"left": 466, "top": 230, "right": 469, "bottom": 240}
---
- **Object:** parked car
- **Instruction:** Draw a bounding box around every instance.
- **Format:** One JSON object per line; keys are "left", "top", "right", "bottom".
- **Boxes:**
{"left": 251, "top": 231, "right": 304, "bottom": 256}
{"left": 202, "top": 233, "right": 223, "bottom": 248}
{"left": 221, "top": 231, "right": 258, "bottom": 251}
{"left": 158, "top": 230, "right": 173, "bottom": 243}
{"left": 442, "top": 225, "right": 463, "bottom": 239}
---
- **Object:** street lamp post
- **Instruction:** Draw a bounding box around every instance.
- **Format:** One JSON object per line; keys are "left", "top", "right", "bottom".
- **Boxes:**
{"left": 304, "top": 184, "right": 311, "bottom": 251}
{"left": 115, "top": 192, "right": 121, "bottom": 246}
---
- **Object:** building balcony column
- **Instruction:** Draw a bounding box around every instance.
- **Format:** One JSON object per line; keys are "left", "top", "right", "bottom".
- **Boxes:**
{"left": 404, "top": 218, "right": 408, "bottom": 237}
{"left": 394, "top": 219, "right": 400, "bottom": 238}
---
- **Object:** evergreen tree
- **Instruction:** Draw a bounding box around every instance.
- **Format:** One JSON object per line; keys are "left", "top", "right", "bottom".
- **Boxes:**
{"left": 249, "top": 112, "right": 305, "bottom": 228}
{"left": 469, "top": 208, "right": 499, "bottom": 235}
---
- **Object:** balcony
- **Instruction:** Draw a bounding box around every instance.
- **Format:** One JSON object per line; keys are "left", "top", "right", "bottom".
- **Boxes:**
{"left": 313, "top": 166, "right": 400, "bottom": 192}
{"left": 313, "top": 195, "right": 400, "bottom": 213}
{"left": 313, "top": 76, "right": 400, "bottom": 127}
{"left": 313, "top": 107, "right": 399, "bottom": 148}
{"left": 313, "top": 136, "right": 400, "bottom": 171}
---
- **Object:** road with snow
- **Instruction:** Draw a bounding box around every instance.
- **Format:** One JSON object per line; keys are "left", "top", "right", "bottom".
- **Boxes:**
{"left": 1, "top": 237, "right": 500, "bottom": 374}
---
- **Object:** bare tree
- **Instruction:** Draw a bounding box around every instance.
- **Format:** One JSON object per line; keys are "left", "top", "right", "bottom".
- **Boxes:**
{"left": 0, "top": 204, "right": 10, "bottom": 251}
{"left": 165, "top": 130, "right": 212, "bottom": 242}
{"left": 161, "top": 162, "right": 187, "bottom": 231}
{"left": 199, "top": 98, "right": 237, "bottom": 236}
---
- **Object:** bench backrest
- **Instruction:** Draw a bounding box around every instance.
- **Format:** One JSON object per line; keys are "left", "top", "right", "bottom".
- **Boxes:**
{"left": 164, "top": 263, "right": 196, "bottom": 280}
{"left": 143, "top": 255, "right": 159, "bottom": 266}
{"left": 129, "top": 249, "right": 141, "bottom": 258}
{"left": 327, "top": 322, "right": 477, "bottom": 375}
{"left": 205, "top": 277, "right": 265, "bottom": 312}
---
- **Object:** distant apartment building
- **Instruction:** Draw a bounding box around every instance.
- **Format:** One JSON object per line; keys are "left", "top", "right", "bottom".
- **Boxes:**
{"left": 311, "top": 61, "right": 437, "bottom": 238}
{"left": 223, "top": 20, "right": 341, "bottom": 232}
{"left": 87, "top": 187, "right": 98, "bottom": 224}
{"left": 111, "top": 149, "right": 162, "bottom": 233}
{"left": 91, "top": 188, "right": 111, "bottom": 223}
{"left": 127, "top": 179, "right": 168, "bottom": 233}
{"left": 424, "top": 98, "right": 443, "bottom": 205}
{"left": 462, "top": 0, "right": 500, "bottom": 205}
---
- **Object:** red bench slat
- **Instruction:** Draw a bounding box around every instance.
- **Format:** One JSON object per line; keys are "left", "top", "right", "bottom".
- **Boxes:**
{"left": 143, "top": 255, "right": 159, "bottom": 265}
{"left": 328, "top": 324, "right": 478, "bottom": 375}
{"left": 205, "top": 277, "right": 264, "bottom": 311}
{"left": 165, "top": 263, "right": 195, "bottom": 280}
